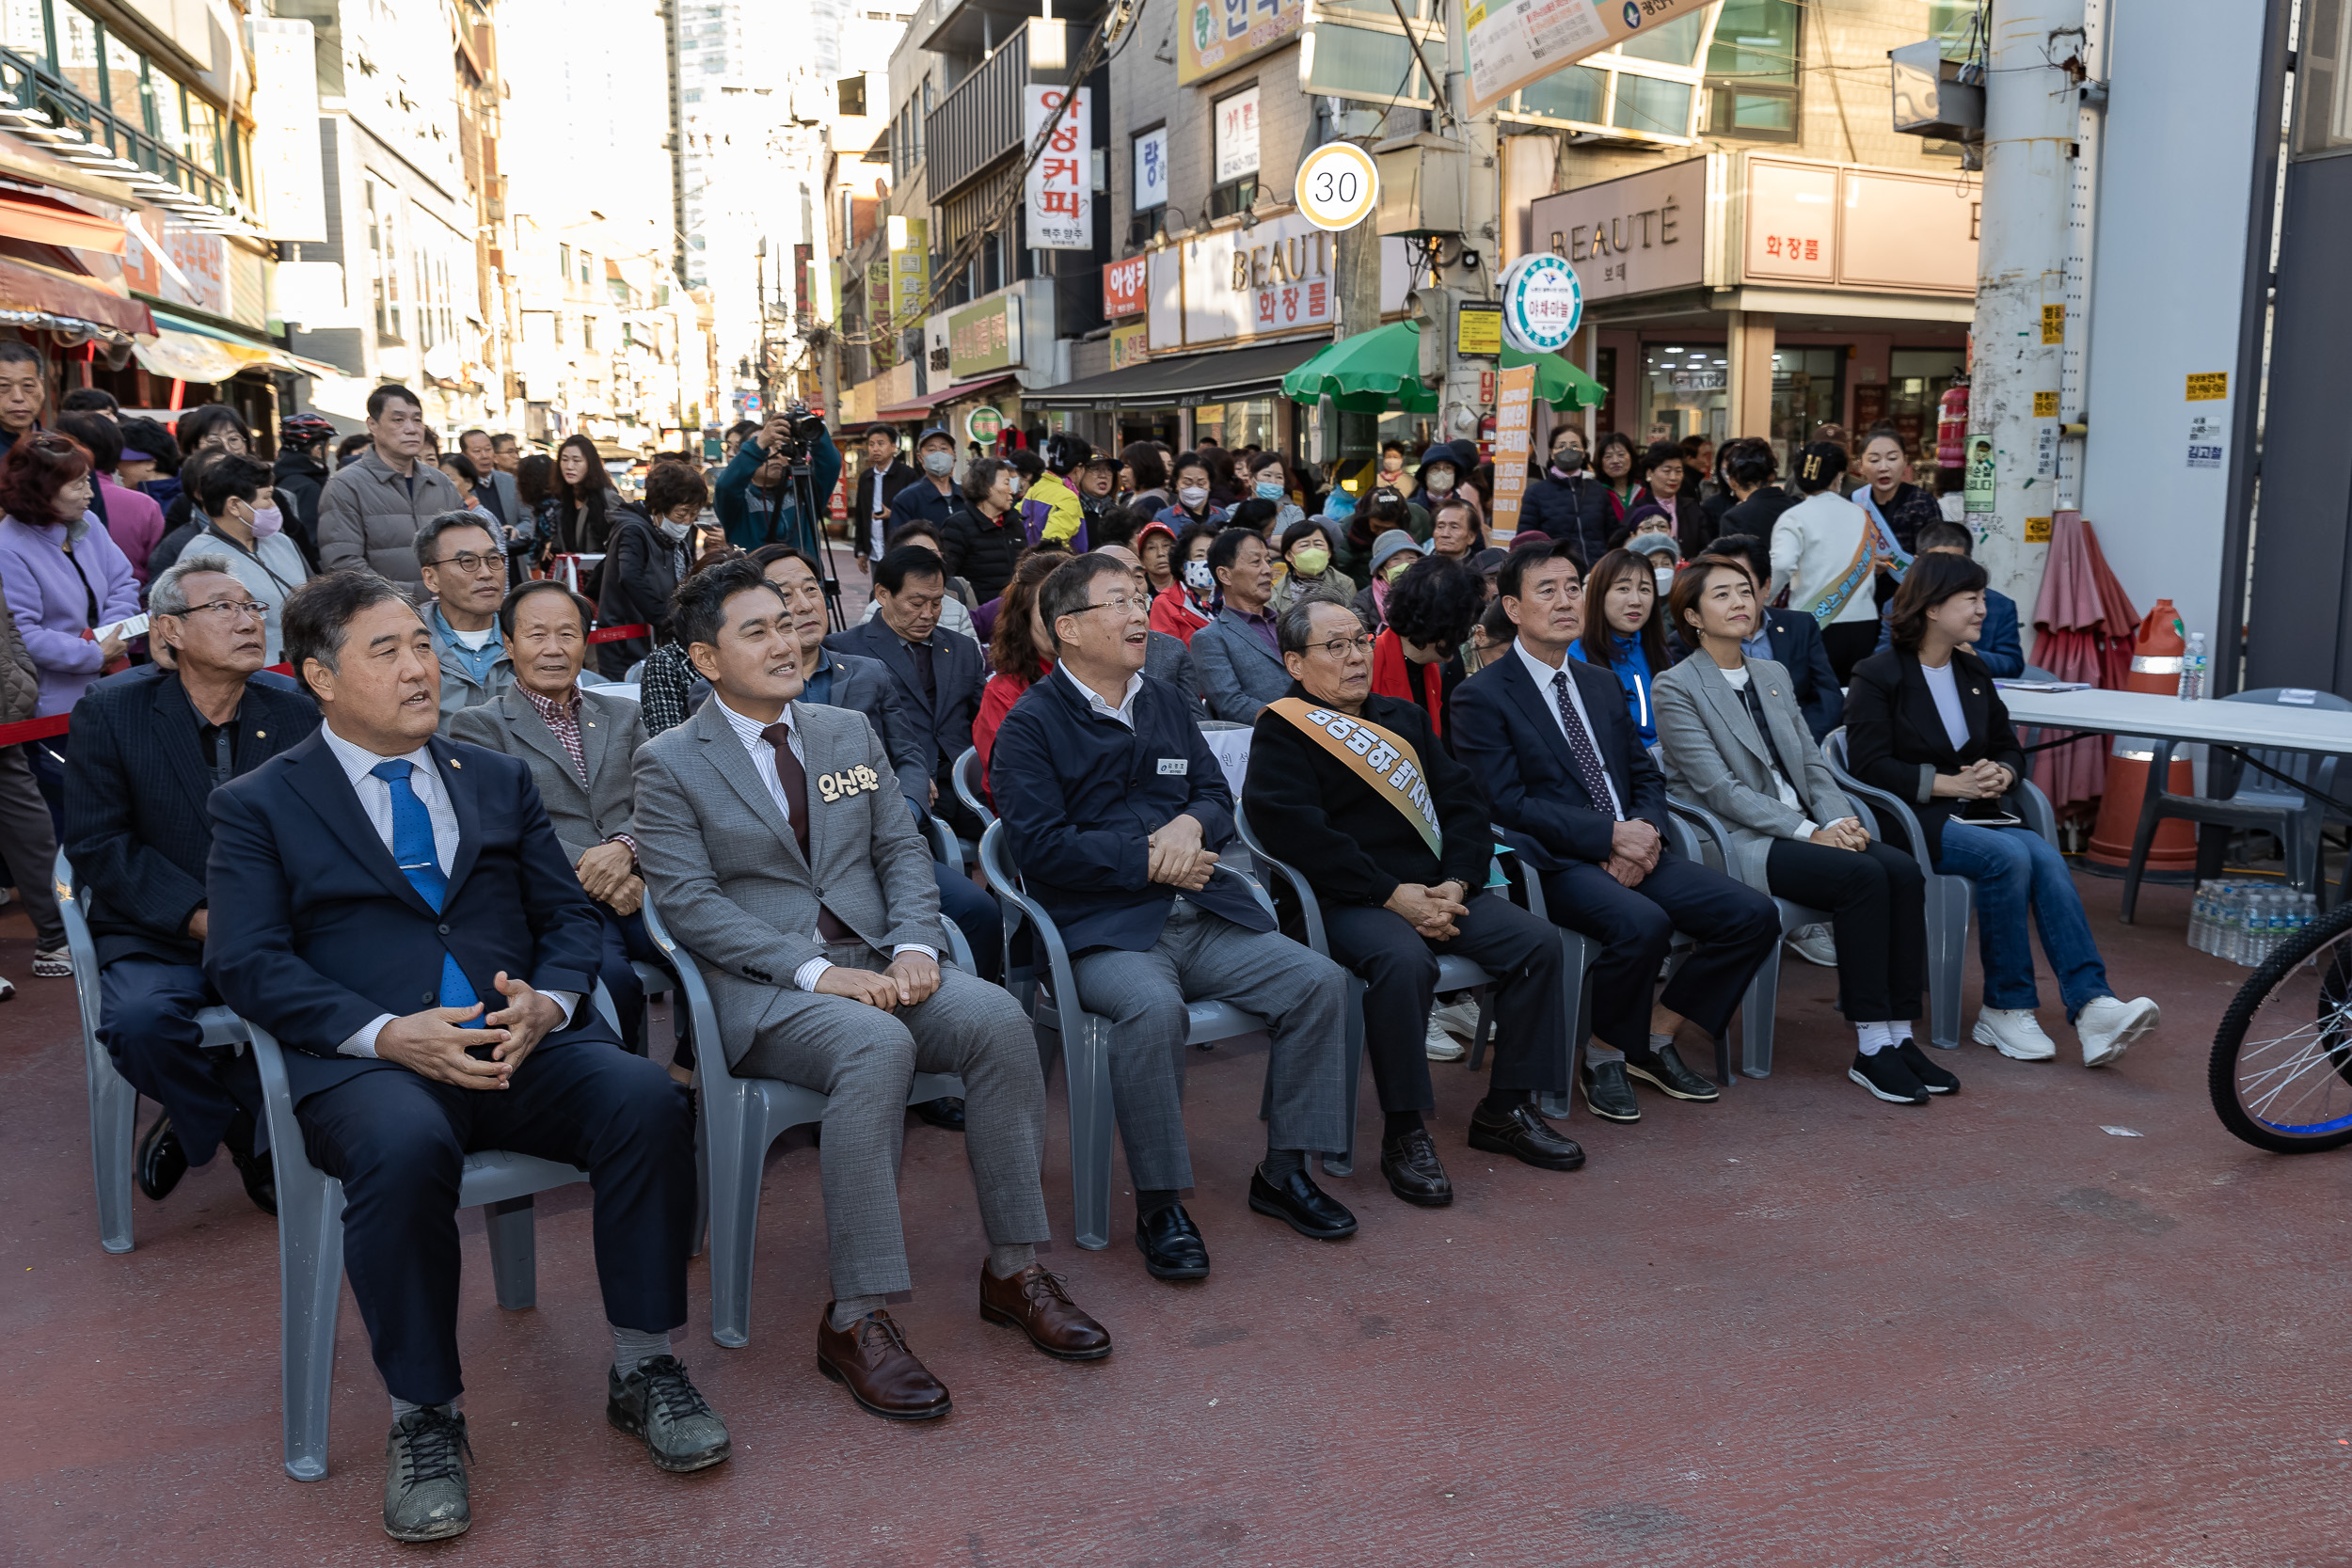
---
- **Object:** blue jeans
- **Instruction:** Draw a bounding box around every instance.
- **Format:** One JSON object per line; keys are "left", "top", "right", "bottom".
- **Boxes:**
{"left": 1931, "top": 820, "right": 2111, "bottom": 1019}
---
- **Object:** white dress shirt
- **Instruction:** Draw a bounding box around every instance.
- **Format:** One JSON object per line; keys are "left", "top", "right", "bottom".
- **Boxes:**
{"left": 319, "top": 723, "right": 579, "bottom": 1058}
{"left": 1513, "top": 639, "right": 1624, "bottom": 820}
{"left": 1061, "top": 662, "right": 1145, "bottom": 730}
{"left": 709, "top": 692, "right": 934, "bottom": 990}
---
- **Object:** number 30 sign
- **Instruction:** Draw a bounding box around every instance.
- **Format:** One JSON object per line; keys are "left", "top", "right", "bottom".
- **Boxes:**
{"left": 1295, "top": 143, "right": 1380, "bottom": 233}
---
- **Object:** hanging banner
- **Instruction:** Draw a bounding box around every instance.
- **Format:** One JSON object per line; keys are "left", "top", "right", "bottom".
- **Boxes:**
{"left": 1024, "top": 87, "right": 1093, "bottom": 252}
{"left": 1463, "top": 0, "right": 1713, "bottom": 118}
{"left": 1489, "top": 364, "right": 1537, "bottom": 545}
{"left": 887, "top": 215, "right": 930, "bottom": 328}
{"left": 1180, "top": 0, "right": 1305, "bottom": 87}
{"left": 247, "top": 18, "right": 327, "bottom": 242}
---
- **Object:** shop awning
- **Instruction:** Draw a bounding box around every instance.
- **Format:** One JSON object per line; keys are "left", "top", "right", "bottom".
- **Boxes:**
{"left": 875, "top": 372, "right": 1016, "bottom": 421}
{"left": 1021, "top": 337, "right": 1331, "bottom": 410}
{"left": 1280, "top": 320, "right": 1605, "bottom": 412}
{"left": 131, "top": 308, "right": 340, "bottom": 384}
{"left": 0, "top": 191, "right": 125, "bottom": 255}
{"left": 0, "top": 256, "right": 152, "bottom": 341}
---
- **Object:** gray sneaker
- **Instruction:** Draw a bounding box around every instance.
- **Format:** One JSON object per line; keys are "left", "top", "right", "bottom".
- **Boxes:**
{"left": 608, "top": 1354, "right": 732, "bottom": 1473}
{"left": 382, "top": 1406, "right": 471, "bottom": 1543}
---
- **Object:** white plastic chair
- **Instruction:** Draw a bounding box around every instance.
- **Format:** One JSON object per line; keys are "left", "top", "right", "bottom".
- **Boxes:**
{"left": 56, "top": 850, "right": 249, "bottom": 1256}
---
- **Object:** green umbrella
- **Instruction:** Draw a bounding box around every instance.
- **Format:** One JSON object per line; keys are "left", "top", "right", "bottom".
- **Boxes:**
{"left": 1280, "top": 319, "right": 1604, "bottom": 412}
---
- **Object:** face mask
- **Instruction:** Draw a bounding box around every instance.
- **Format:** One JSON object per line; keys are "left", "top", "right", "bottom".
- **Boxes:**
{"left": 1381, "top": 454, "right": 1404, "bottom": 472}
{"left": 1551, "top": 448, "right": 1584, "bottom": 473}
{"left": 922, "top": 450, "right": 955, "bottom": 477}
{"left": 1255, "top": 480, "right": 1284, "bottom": 500}
{"left": 1292, "top": 546, "right": 1330, "bottom": 578}
{"left": 1654, "top": 567, "right": 1675, "bottom": 597}
{"left": 1182, "top": 559, "right": 1215, "bottom": 593}
{"left": 1424, "top": 467, "right": 1454, "bottom": 493}
{"left": 1178, "top": 484, "right": 1209, "bottom": 509}
{"left": 1008, "top": 477, "right": 1024, "bottom": 498}
{"left": 1383, "top": 558, "right": 1416, "bottom": 583}
{"left": 660, "top": 519, "right": 692, "bottom": 543}
{"left": 246, "top": 503, "right": 283, "bottom": 539}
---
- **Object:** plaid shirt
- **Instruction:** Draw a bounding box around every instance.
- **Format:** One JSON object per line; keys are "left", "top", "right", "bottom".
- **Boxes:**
{"left": 519, "top": 683, "right": 635, "bottom": 860}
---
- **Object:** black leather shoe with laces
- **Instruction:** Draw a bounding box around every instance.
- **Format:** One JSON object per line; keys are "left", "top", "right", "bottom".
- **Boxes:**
{"left": 1379, "top": 1128, "right": 1454, "bottom": 1207}
{"left": 608, "top": 1354, "right": 732, "bottom": 1472}
{"left": 135, "top": 1114, "right": 186, "bottom": 1202}
{"left": 1467, "top": 1098, "right": 1586, "bottom": 1169}
{"left": 383, "top": 1405, "right": 472, "bottom": 1543}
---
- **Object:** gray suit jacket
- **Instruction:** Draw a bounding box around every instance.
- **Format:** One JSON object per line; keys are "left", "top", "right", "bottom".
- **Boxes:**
{"left": 1652, "top": 653, "right": 1855, "bottom": 887}
{"left": 824, "top": 616, "right": 987, "bottom": 782}
{"left": 814, "top": 645, "right": 929, "bottom": 808}
{"left": 632, "top": 696, "right": 944, "bottom": 1065}
{"left": 1190, "top": 606, "right": 1291, "bottom": 723}
{"left": 448, "top": 685, "right": 646, "bottom": 864}
{"left": 1144, "top": 629, "right": 1205, "bottom": 715}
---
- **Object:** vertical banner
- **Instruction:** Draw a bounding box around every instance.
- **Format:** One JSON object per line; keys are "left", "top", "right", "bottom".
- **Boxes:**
{"left": 1463, "top": 0, "right": 1712, "bottom": 118}
{"left": 1489, "top": 364, "right": 1537, "bottom": 545}
{"left": 1025, "top": 87, "right": 1092, "bottom": 251}
{"left": 887, "top": 215, "right": 930, "bottom": 330}
{"left": 247, "top": 18, "right": 327, "bottom": 242}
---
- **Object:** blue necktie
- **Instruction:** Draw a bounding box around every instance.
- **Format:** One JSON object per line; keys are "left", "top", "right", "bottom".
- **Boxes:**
{"left": 371, "top": 760, "right": 484, "bottom": 1027}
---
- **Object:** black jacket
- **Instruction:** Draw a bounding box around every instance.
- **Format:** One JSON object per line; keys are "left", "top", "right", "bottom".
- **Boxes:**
{"left": 1714, "top": 487, "right": 1799, "bottom": 548}
{"left": 1842, "top": 646, "right": 2027, "bottom": 862}
{"left": 594, "top": 501, "right": 678, "bottom": 676}
{"left": 62, "top": 666, "right": 321, "bottom": 966}
{"left": 849, "top": 458, "right": 919, "bottom": 556}
{"left": 1243, "top": 683, "right": 1491, "bottom": 908}
{"left": 824, "top": 614, "right": 988, "bottom": 783}
{"left": 271, "top": 449, "right": 329, "bottom": 568}
{"left": 1519, "top": 471, "right": 1613, "bottom": 567}
{"left": 940, "top": 503, "right": 1025, "bottom": 603}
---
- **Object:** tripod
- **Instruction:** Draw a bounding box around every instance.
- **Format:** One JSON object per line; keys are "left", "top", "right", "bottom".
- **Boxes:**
{"left": 763, "top": 453, "right": 850, "bottom": 630}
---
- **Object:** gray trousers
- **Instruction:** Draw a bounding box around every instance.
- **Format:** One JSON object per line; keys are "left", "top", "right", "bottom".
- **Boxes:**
{"left": 739, "top": 943, "right": 1049, "bottom": 1299}
{"left": 1069, "top": 901, "right": 1351, "bottom": 1191}
{"left": 0, "top": 744, "right": 61, "bottom": 945}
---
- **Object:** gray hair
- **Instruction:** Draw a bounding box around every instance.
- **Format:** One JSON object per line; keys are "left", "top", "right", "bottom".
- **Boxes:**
{"left": 1277, "top": 594, "right": 1365, "bottom": 657}
{"left": 150, "top": 552, "right": 239, "bottom": 617}
{"left": 413, "top": 509, "right": 501, "bottom": 569}
{"left": 1038, "top": 552, "right": 1136, "bottom": 649}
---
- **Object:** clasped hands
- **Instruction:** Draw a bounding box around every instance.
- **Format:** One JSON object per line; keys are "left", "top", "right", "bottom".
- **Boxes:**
{"left": 1605, "top": 818, "right": 1663, "bottom": 888}
{"left": 815, "top": 952, "right": 942, "bottom": 1013}
{"left": 1931, "top": 760, "right": 2014, "bottom": 800}
{"left": 377, "top": 972, "right": 564, "bottom": 1090}
{"left": 1807, "top": 816, "right": 1870, "bottom": 851}
{"left": 1386, "top": 879, "right": 1470, "bottom": 942}
{"left": 576, "top": 841, "right": 642, "bottom": 915}
{"left": 1145, "top": 812, "right": 1217, "bottom": 893}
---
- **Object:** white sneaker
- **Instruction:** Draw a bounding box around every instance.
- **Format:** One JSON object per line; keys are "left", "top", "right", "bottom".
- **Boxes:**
{"left": 1786, "top": 924, "right": 1838, "bottom": 967}
{"left": 1423, "top": 1015, "right": 1467, "bottom": 1061}
{"left": 1971, "top": 1006, "right": 2058, "bottom": 1061}
{"left": 2075, "top": 995, "right": 2160, "bottom": 1069}
{"left": 1430, "top": 996, "right": 1483, "bottom": 1041}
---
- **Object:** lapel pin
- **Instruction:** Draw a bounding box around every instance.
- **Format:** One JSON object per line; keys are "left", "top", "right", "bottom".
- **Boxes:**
{"left": 585, "top": 721, "right": 596, "bottom": 728}
{"left": 1971, "top": 687, "right": 1980, "bottom": 695}
{"left": 450, "top": 758, "right": 463, "bottom": 768}
{"left": 254, "top": 729, "right": 266, "bottom": 738}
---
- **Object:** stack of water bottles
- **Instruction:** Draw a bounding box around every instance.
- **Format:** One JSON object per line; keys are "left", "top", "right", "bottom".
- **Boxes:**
{"left": 2188, "top": 879, "right": 2320, "bottom": 965}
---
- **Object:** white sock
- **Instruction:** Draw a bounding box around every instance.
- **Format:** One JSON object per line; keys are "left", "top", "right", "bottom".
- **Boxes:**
{"left": 1854, "top": 1022, "right": 1892, "bottom": 1055}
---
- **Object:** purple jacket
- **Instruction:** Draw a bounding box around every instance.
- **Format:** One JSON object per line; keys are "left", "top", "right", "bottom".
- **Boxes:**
{"left": 0, "top": 512, "right": 141, "bottom": 715}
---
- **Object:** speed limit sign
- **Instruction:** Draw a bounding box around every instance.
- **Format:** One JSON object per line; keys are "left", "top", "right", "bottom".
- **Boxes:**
{"left": 1295, "top": 142, "right": 1380, "bottom": 232}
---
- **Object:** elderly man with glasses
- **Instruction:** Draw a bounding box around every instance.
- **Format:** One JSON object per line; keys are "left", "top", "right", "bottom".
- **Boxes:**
{"left": 62, "top": 554, "right": 322, "bottom": 1214}
{"left": 413, "top": 512, "right": 515, "bottom": 727}
{"left": 990, "top": 552, "right": 1356, "bottom": 1282}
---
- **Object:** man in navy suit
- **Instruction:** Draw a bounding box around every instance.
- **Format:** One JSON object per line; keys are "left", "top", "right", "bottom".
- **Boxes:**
{"left": 65, "top": 553, "right": 321, "bottom": 1215}
{"left": 1452, "top": 540, "right": 1778, "bottom": 1125}
{"left": 826, "top": 544, "right": 988, "bottom": 838}
{"left": 205, "top": 571, "right": 727, "bottom": 1544}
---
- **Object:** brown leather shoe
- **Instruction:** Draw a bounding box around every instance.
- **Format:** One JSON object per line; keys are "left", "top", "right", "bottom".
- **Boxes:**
{"left": 978, "top": 1261, "right": 1113, "bottom": 1362}
{"left": 816, "top": 1307, "right": 952, "bottom": 1420}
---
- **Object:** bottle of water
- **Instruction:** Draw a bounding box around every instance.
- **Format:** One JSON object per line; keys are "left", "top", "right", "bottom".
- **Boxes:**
{"left": 2217, "top": 886, "right": 2243, "bottom": 963}
{"left": 2179, "top": 632, "right": 2208, "bottom": 701}
{"left": 2188, "top": 883, "right": 2208, "bottom": 953}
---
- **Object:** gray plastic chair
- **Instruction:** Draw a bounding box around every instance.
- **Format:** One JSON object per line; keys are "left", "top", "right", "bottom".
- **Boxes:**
{"left": 639, "top": 889, "right": 967, "bottom": 1348}
{"left": 952, "top": 745, "right": 994, "bottom": 828}
{"left": 55, "top": 850, "right": 249, "bottom": 1255}
{"left": 249, "top": 990, "right": 632, "bottom": 1481}
{"left": 1659, "top": 797, "right": 1834, "bottom": 1080}
{"left": 1232, "top": 803, "right": 1501, "bottom": 1176}
{"left": 2118, "top": 687, "right": 2352, "bottom": 922}
{"left": 978, "top": 818, "right": 1276, "bottom": 1249}
{"left": 1822, "top": 728, "right": 2060, "bottom": 1050}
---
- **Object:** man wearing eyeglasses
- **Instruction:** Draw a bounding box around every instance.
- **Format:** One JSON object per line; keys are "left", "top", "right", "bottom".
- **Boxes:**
{"left": 991, "top": 553, "right": 1357, "bottom": 1281}
{"left": 413, "top": 513, "right": 515, "bottom": 728}
{"left": 62, "top": 555, "right": 322, "bottom": 1217}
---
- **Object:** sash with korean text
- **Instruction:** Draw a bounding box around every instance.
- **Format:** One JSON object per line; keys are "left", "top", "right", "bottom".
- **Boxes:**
{"left": 1266, "top": 698, "right": 1442, "bottom": 855}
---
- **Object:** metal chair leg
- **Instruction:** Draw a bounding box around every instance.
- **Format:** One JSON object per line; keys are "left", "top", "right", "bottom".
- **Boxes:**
{"left": 1066, "top": 1019, "right": 1118, "bottom": 1251}
{"left": 484, "top": 1196, "right": 539, "bottom": 1310}
{"left": 1323, "top": 976, "right": 1366, "bottom": 1179}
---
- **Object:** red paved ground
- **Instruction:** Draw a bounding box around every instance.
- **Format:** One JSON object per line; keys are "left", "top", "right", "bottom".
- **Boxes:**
{"left": 7, "top": 867, "right": 2351, "bottom": 1566}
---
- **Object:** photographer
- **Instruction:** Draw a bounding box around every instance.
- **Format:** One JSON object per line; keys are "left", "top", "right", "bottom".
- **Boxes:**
{"left": 713, "top": 401, "right": 840, "bottom": 555}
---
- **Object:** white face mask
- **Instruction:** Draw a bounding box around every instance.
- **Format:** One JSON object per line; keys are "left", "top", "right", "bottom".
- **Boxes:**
{"left": 1654, "top": 567, "right": 1674, "bottom": 597}
{"left": 1178, "top": 484, "right": 1209, "bottom": 509}
{"left": 1182, "top": 559, "right": 1215, "bottom": 593}
{"left": 659, "top": 519, "right": 691, "bottom": 543}
{"left": 1425, "top": 467, "right": 1455, "bottom": 493}
{"left": 1008, "top": 477, "right": 1024, "bottom": 499}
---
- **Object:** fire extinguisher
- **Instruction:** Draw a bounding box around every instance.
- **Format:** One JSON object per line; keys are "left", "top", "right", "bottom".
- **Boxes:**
{"left": 1936, "top": 379, "right": 1970, "bottom": 469}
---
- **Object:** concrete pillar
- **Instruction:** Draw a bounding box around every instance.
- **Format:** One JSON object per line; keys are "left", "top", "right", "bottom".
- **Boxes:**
{"left": 1726, "top": 309, "right": 1776, "bottom": 440}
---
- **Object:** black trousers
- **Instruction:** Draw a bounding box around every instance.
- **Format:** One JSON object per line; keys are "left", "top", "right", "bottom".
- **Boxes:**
{"left": 297, "top": 1037, "right": 695, "bottom": 1406}
{"left": 100, "top": 958, "right": 265, "bottom": 1163}
{"left": 1820, "top": 621, "right": 1879, "bottom": 686}
{"left": 1763, "top": 837, "right": 1927, "bottom": 1023}
{"left": 1538, "top": 853, "right": 1779, "bottom": 1055}
{"left": 594, "top": 903, "right": 677, "bottom": 1057}
{"left": 1324, "top": 895, "right": 1567, "bottom": 1114}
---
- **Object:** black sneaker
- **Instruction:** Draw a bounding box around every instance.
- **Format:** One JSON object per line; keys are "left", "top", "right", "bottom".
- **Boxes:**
{"left": 1849, "top": 1049, "right": 1931, "bottom": 1105}
{"left": 1624, "top": 1042, "right": 1719, "bottom": 1102}
{"left": 1580, "top": 1060, "right": 1642, "bottom": 1123}
{"left": 382, "top": 1405, "right": 472, "bottom": 1542}
{"left": 608, "top": 1354, "right": 732, "bottom": 1473}
{"left": 1893, "top": 1037, "right": 1960, "bottom": 1096}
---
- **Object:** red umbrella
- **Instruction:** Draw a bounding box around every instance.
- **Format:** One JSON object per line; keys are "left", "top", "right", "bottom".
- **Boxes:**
{"left": 2027, "top": 509, "right": 2139, "bottom": 811}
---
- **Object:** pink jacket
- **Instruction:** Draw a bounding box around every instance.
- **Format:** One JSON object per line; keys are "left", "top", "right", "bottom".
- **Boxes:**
{"left": 99, "top": 475, "right": 165, "bottom": 587}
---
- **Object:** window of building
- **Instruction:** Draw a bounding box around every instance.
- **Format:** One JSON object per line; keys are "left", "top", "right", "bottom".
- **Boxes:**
{"left": 837, "top": 74, "right": 866, "bottom": 116}
{"left": 0, "top": 1, "right": 48, "bottom": 67}
{"left": 1210, "top": 86, "right": 1259, "bottom": 220}
{"left": 559, "top": 242, "right": 571, "bottom": 279}
{"left": 1502, "top": 11, "right": 1711, "bottom": 143}
{"left": 103, "top": 35, "right": 146, "bottom": 127}
{"left": 580, "top": 250, "right": 595, "bottom": 285}
{"left": 364, "top": 178, "right": 404, "bottom": 341}
{"left": 583, "top": 316, "right": 596, "bottom": 352}
{"left": 1705, "top": 0, "right": 1800, "bottom": 141}
{"left": 56, "top": 4, "right": 100, "bottom": 103}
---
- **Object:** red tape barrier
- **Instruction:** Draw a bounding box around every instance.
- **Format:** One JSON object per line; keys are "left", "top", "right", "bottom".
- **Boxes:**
{"left": 587, "top": 623, "right": 651, "bottom": 645}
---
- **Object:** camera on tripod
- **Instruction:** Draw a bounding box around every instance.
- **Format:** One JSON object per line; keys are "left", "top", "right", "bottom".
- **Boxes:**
{"left": 763, "top": 401, "right": 829, "bottom": 466}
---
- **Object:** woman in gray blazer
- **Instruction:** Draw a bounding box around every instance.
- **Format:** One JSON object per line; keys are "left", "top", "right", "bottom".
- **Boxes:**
{"left": 1651, "top": 558, "right": 1946, "bottom": 1107}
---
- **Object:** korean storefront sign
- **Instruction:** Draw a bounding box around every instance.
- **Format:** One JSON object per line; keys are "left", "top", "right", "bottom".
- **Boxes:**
{"left": 1180, "top": 0, "right": 1304, "bottom": 87}
{"left": 1488, "top": 363, "right": 1537, "bottom": 543}
{"left": 1528, "top": 156, "right": 1707, "bottom": 304}
{"left": 1134, "top": 126, "right": 1169, "bottom": 210}
{"left": 1463, "top": 0, "right": 1711, "bottom": 118}
{"left": 886, "top": 215, "right": 930, "bottom": 327}
{"left": 1213, "top": 86, "right": 1260, "bottom": 183}
{"left": 247, "top": 17, "right": 327, "bottom": 243}
{"left": 1110, "top": 323, "right": 1150, "bottom": 372}
{"left": 1025, "top": 87, "right": 1092, "bottom": 251}
{"left": 1147, "top": 208, "right": 1335, "bottom": 351}
{"left": 1103, "top": 255, "right": 1149, "bottom": 319}
{"left": 948, "top": 294, "right": 1022, "bottom": 380}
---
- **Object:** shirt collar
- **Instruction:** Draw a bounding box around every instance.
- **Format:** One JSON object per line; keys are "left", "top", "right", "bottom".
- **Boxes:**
{"left": 1514, "top": 638, "right": 1571, "bottom": 690}
{"left": 519, "top": 682, "right": 580, "bottom": 723}
{"left": 1059, "top": 662, "right": 1143, "bottom": 724}
{"left": 321, "top": 721, "right": 433, "bottom": 787}
{"left": 712, "top": 690, "right": 792, "bottom": 747}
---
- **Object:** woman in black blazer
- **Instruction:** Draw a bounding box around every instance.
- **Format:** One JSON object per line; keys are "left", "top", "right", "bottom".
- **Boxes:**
{"left": 1844, "top": 553, "right": 2159, "bottom": 1069}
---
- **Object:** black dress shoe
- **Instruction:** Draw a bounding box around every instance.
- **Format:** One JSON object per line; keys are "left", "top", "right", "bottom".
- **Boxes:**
{"left": 1135, "top": 1203, "right": 1211, "bottom": 1280}
{"left": 913, "top": 1096, "right": 966, "bottom": 1132}
{"left": 1467, "top": 1098, "right": 1586, "bottom": 1170}
{"left": 224, "top": 1108, "right": 278, "bottom": 1217}
{"left": 1379, "top": 1128, "right": 1454, "bottom": 1207}
{"left": 1247, "top": 1165, "right": 1358, "bottom": 1240}
{"left": 1624, "top": 1042, "right": 1720, "bottom": 1102}
{"left": 1580, "top": 1060, "right": 1642, "bottom": 1123}
{"left": 135, "top": 1115, "right": 187, "bottom": 1202}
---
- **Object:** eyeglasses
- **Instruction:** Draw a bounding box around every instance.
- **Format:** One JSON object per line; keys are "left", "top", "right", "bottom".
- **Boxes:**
{"left": 425, "top": 550, "right": 504, "bottom": 575}
{"left": 175, "top": 598, "right": 265, "bottom": 624}
{"left": 1308, "top": 634, "right": 1375, "bottom": 658}
{"left": 1070, "top": 594, "right": 1144, "bottom": 618}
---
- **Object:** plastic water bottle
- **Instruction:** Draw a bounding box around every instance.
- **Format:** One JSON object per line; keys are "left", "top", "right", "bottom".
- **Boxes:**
{"left": 2215, "top": 886, "right": 2240, "bottom": 962}
{"left": 2187, "top": 884, "right": 2207, "bottom": 953}
{"left": 2179, "top": 632, "right": 2208, "bottom": 701}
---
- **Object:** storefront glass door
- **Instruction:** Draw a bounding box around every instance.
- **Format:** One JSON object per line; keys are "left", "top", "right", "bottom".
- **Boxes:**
{"left": 1637, "top": 341, "right": 1730, "bottom": 444}
{"left": 1769, "top": 346, "right": 1843, "bottom": 466}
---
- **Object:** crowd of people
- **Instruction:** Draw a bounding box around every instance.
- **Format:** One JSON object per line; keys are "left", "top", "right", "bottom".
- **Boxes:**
{"left": 0, "top": 372, "right": 2170, "bottom": 1545}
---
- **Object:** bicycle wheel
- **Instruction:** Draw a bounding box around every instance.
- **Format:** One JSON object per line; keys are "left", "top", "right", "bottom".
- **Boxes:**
{"left": 2210, "top": 899, "right": 2352, "bottom": 1153}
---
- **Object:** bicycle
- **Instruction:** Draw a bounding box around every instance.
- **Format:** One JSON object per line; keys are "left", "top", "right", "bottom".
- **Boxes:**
{"left": 2211, "top": 895, "right": 2352, "bottom": 1151}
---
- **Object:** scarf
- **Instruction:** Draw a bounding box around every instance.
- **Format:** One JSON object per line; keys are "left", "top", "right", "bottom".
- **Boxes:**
{"left": 1854, "top": 489, "right": 1917, "bottom": 579}
{"left": 1371, "top": 628, "right": 1446, "bottom": 736}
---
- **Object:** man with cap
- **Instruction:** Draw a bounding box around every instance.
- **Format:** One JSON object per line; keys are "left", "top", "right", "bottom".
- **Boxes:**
{"left": 850, "top": 425, "right": 917, "bottom": 567}
{"left": 1351, "top": 530, "right": 1427, "bottom": 635}
{"left": 881, "top": 428, "right": 975, "bottom": 538}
